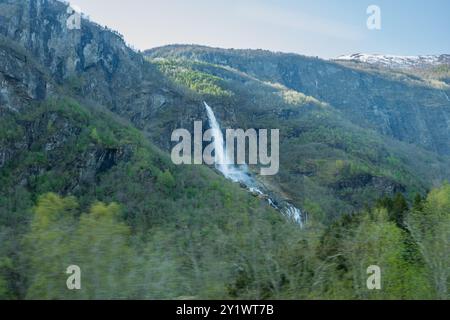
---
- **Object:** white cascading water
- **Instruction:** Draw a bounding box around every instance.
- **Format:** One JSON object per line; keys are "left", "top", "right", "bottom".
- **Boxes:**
{"left": 284, "top": 205, "right": 303, "bottom": 225}
{"left": 204, "top": 102, "right": 305, "bottom": 226}
{"left": 204, "top": 102, "right": 252, "bottom": 184}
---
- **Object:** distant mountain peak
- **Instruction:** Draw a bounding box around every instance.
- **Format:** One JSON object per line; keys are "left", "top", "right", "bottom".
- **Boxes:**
{"left": 334, "top": 53, "right": 450, "bottom": 69}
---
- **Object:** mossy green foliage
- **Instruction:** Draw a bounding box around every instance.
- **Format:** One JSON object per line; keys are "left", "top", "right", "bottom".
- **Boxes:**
{"left": 152, "top": 58, "right": 233, "bottom": 97}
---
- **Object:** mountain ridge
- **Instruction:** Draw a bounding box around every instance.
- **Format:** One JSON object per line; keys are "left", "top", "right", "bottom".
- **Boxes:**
{"left": 334, "top": 53, "right": 450, "bottom": 69}
{"left": 146, "top": 44, "right": 450, "bottom": 156}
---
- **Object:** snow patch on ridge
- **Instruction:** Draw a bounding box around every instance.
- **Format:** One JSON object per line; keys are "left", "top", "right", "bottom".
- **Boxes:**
{"left": 334, "top": 53, "right": 450, "bottom": 69}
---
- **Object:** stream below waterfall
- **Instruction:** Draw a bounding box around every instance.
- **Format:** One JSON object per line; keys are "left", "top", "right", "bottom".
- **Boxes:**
{"left": 204, "top": 102, "right": 305, "bottom": 226}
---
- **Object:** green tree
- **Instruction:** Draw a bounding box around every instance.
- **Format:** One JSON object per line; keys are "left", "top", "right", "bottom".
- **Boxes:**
{"left": 24, "top": 193, "right": 78, "bottom": 299}
{"left": 390, "top": 193, "right": 409, "bottom": 228}
{"left": 24, "top": 194, "right": 140, "bottom": 299}
{"left": 70, "top": 202, "right": 139, "bottom": 299}
{"left": 157, "top": 169, "right": 176, "bottom": 192}
{"left": 407, "top": 184, "right": 450, "bottom": 299}
{"left": 0, "top": 257, "right": 13, "bottom": 299}
{"left": 343, "top": 209, "right": 428, "bottom": 299}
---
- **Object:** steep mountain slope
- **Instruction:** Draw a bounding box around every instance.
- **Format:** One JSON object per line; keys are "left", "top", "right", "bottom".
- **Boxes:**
{"left": 143, "top": 53, "right": 450, "bottom": 220}
{"left": 146, "top": 45, "right": 450, "bottom": 156}
{"left": 0, "top": 0, "right": 205, "bottom": 130}
{"left": 0, "top": 94, "right": 289, "bottom": 299}
{"left": 2, "top": 0, "right": 449, "bottom": 222}
{"left": 0, "top": 0, "right": 288, "bottom": 232}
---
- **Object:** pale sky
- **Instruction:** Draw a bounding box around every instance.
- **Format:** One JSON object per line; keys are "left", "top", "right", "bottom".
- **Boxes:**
{"left": 68, "top": 0, "right": 450, "bottom": 58}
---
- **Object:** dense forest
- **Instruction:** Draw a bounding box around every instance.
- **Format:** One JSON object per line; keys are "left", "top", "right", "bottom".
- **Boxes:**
{"left": 1, "top": 177, "right": 449, "bottom": 299}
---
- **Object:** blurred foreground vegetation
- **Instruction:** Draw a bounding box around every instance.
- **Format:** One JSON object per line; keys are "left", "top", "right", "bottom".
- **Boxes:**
{"left": 1, "top": 185, "right": 448, "bottom": 299}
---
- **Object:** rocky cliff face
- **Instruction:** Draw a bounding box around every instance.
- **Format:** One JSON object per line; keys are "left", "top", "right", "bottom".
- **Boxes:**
{"left": 0, "top": 34, "right": 52, "bottom": 112}
{"left": 0, "top": 0, "right": 193, "bottom": 126}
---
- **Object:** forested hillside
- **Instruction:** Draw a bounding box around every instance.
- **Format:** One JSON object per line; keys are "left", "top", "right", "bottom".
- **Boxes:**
{"left": 0, "top": 0, "right": 448, "bottom": 299}
{"left": 143, "top": 56, "right": 450, "bottom": 221}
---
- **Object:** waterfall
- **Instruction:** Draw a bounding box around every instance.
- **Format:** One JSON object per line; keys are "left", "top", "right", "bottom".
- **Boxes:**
{"left": 204, "top": 102, "right": 306, "bottom": 226}
{"left": 284, "top": 205, "right": 303, "bottom": 225}
{"left": 204, "top": 102, "right": 231, "bottom": 177}
{"left": 204, "top": 102, "right": 252, "bottom": 184}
